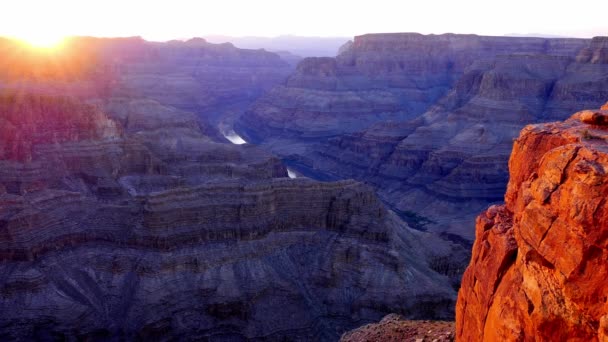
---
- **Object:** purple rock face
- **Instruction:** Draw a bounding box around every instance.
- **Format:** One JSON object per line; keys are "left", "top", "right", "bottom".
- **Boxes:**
{"left": 236, "top": 33, "right": 608, "bottom": 241}
{"left": 0, "top": 37, "right": 466, "bottom": 340}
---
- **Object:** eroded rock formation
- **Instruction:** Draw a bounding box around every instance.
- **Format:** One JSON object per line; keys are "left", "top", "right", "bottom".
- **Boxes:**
{"left": 456, "top": 104, "right": 608, "bottom": 341}
{"left": 0, "top": 36, "right": 293, "bottom": 137}
{"left": 236, "top": 33, "right": 608, "bottom": 242}
{"left": 238, "top": 33, "right": 591, "bottom": 142}
{"left": 0, "top": 87, "right": 463, "bottom": 340}
{"left": 0, "top": 94, "right": 120, "bottom": 162}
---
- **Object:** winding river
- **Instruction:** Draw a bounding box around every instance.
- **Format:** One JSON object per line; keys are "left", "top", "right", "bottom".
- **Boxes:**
{"left": 222, "top": 130, "right": 247, "bottom": 145}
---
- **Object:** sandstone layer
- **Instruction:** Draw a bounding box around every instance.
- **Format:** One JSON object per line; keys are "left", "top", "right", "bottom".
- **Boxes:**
{"left": 456, "top": 104, "right": 608, "bottom": 341}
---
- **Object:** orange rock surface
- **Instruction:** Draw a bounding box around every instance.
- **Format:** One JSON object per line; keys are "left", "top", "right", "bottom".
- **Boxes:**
{"left": 456, "top": 105, "right": 608, "bottom": 341}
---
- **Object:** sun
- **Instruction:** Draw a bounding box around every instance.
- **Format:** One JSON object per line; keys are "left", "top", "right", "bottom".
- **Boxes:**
{"left": 15, "top": 32, "right": 67, "bottom": 50}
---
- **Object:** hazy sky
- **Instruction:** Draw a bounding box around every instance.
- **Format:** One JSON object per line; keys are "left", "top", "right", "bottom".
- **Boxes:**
{"left": 1, "top": 0, "right": 606, "bottom": 42}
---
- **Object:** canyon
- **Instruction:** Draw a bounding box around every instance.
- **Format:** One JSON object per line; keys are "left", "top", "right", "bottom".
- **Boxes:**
{"left": 0, "top": 37, "right": 464, "bottom": 340}
{"left": 236, "top": 33, "right": 608, "bottom": 241}
{"left": 1, "top": 32, "right": 607, "bottom": 340}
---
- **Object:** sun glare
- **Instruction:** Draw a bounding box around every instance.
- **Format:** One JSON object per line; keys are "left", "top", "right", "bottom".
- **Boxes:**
{"left": 15, "top": 33, "right": 67, "bottom": 50}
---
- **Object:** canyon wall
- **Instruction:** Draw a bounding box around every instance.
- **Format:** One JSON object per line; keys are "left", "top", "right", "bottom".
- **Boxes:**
{"left": 0, "top": 88, "right": 464, "bottom": 340}
{"left": 456, "top": 104, "right": 608, "bottom": 341}
{"left": 238, "top": 33, "right": 590, "bottom": 141}
{"left": 236, "top": 33, "right": 608, "bottom": 241}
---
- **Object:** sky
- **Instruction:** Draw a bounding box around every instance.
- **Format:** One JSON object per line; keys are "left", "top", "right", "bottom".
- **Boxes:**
{"left": 0, "top": 0, "right": 606, "bottom": 42}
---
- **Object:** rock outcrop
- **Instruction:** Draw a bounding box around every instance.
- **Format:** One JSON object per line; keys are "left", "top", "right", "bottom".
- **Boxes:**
{"left": 456, "top": 104, "right": 608, "bottom": 341}
{"left": 340, "top": 314, "right": 454, "bottom": 342}
{"left": 576, "top": 37, "right": 608, "bottom": 64}
{"left": 236, "top": 33, "right": 608, "bottom": 242}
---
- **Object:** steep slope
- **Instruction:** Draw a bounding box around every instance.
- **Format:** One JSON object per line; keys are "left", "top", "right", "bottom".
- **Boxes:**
{"left": 0, "top": 92, "right": 463, "bottom": 340}
{"left": 237, "top": 33, "right": 588, "bottom": 143}
{"left": 456, "top": 104, "right": 608, "bottom": 341}
{"left": 236, "top": 33, "right": 608, "bottom": 241}
{"left": 114, "top": 37, "right": 292, "bottom": 115}
{"left": 0, "top": 94, "right": 120, "bottom": 162}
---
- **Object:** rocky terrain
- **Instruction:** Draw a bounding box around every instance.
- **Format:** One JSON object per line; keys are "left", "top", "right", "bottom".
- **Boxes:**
{"left": 237, "top": 33, "right": 592, "bottom": 141}
{"left": 4, "top": 32, "right": 606, "bottom": 340}
{"left": 340, "top": 314, "right": 454, "bottom": 342}
{"left": 456, "top": 103, "right": 608, "bottom": 341}
{"left": 236, "top": 33, "right": 608, "bottom": 241}
{"left": 0, "top": 38, "right": 467, "bottom": 340}
{"left": 0, "top": 36, "right": 294, "bottom": 135}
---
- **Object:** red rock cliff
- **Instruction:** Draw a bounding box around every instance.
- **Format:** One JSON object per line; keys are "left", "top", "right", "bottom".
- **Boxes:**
{"left": 456, "top": 103, "right": 608, "bottom": 341}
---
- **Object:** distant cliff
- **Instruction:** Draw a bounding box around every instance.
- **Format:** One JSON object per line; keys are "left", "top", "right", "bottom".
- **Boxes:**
{"left": 456, "top": 103, "right": 608, "bottom": 341}
{"left": 239, "top": 33, "right": 590, "bottom": 141}
{"left": 0, "top": 36, "right": 293, "bottom": 133}
{"left": 236, "top": 33, "right": 608, "bottom": 242}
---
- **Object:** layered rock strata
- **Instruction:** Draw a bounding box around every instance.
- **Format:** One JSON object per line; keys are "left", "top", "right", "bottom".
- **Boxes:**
{"left": 238, "top": 33, "right": 590, "bottom": 142}
{"left": 456, "top": 104, "right": 608, "bottom": 341}
{"left": 0, "top": 92, "right": 462, "bottom": 340}
{"left": 236, "top": 33, "right": 608, "bottom": 241}
{"left": 0, "top": 36, "right": 293, "bottom": 139}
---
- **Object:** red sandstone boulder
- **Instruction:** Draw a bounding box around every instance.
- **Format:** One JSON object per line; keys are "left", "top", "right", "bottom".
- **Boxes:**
{"left": 579, "top": 110, "right": 608, "bottom": 125}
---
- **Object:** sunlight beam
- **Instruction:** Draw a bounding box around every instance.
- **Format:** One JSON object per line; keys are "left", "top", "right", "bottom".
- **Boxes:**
{"left": 15, "top": 33, "right": 67, "bottom": 50}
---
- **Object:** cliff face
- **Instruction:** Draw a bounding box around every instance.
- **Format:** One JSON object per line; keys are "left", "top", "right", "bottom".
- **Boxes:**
{"left": 112, "top": 38, "right": 292, "bottom": 114}
{"left": 0, "top": 94, "right": 121, "bottom": 162}
{"left": 576, "top": 37, "right": 608, "bottom": 64}
{"left": 0, "top": 91, "right": 463, "bottom": 340}
{"left": 456, "top": 104, "right": 608, "bottom": 341}
{"left": 238, "top": 33, "right": 589, "bottom": 141}
{"left": 236, "top": 33, "right": 608, "bottom": 242}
